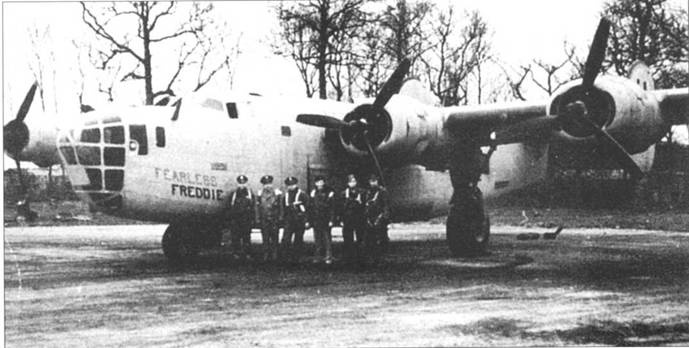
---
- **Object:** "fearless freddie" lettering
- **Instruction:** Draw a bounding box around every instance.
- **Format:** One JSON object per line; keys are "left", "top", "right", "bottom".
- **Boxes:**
{"left": 155, "top": 167, "right": 218, "bottom": 187}
{"left": 171, "top": 184, "right": 223, "bottom": 201}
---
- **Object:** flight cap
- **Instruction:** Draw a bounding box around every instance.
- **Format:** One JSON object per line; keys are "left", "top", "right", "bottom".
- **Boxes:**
{"left": 260, "top": 175, "right": 274, "bottom": 184}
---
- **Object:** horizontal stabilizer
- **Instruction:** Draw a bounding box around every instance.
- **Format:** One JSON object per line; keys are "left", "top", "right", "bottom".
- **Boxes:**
{"left": 654, "top": 89, "right": 689, "bottom": 125}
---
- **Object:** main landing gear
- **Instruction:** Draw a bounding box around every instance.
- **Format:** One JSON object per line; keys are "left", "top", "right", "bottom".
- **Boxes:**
{"left": 445, "top": 138, "right": 491, "bottom": 257}
{"left": 446, "top": 185, "right": 490, "bottom": 256}
{"left": 162, "top": 219, "right": 223, "bottom": 263}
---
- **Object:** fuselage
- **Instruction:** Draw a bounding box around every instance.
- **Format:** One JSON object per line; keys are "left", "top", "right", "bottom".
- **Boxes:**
{"left": 53, "top": 93, "right": 549, "bottom": 223}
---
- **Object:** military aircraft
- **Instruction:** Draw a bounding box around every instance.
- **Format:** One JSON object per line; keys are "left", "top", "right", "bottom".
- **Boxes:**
{"left": 4, "top": 19, "right": 688, "bottom": 261}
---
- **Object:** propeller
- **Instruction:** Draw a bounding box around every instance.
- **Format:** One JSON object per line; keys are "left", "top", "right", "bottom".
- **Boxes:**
{"left": 581, "top": 18, "right": 610, "bottom": 90}
{"left": 296, "top": 114, "right": 348, "bottom": 129}
{"left": 561, "top": 101, "right": 643, "bottom": 178}
{"left": 4, "top": 82, "right": 38, "bottom": 198}
{"left": 296, "top": 58, "right": 411, "bottom": 186}
{"left": 555, "top": 18, "right": 643, "bottom": 179}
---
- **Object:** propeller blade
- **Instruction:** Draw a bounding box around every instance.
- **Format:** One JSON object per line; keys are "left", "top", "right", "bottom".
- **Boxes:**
{"left": 592, "top": 127, "right": 644, "bottom": 179}
{"left": 561, "top": 101, "right": 643, "bottom": 179}
{"left": 373, "top": 58, "right": 411, "bottom": 108}
{"left": 582, "top": 18, "right": 611, "bottom": 90}
{"left": 15, "top": 159, "right": 26, "bottom": 198}
{"left": 296, "top": 114, "right": 347, "bottom": 129}
{"left": 362, "top": 134, "right": 386, "bottom": 187}
{"left": 16, "top": 82, "right": 38, "bottom": 122}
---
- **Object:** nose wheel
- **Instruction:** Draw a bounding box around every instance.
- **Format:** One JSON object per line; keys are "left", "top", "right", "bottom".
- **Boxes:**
{"left": 162, "top": 220, "right": 224, "bottom": 263}
{"left": 162, "top": 222, "right": 199, "bottom": 263}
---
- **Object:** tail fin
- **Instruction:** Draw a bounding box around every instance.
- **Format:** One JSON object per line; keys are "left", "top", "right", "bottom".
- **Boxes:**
{"left": 628, "top": 61, "right": 654, "bottom": 91}
{"left": 399, "top": 79, "right": 438, "bottom": 106}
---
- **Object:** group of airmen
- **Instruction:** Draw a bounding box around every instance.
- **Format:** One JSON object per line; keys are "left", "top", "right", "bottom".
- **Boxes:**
{"left": 224, "top": 173, "right": 390, "bottom": 265}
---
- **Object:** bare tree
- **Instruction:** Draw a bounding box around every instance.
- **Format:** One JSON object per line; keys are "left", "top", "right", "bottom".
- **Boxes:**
{"left": 356, "top": 21, "right": 388, "bottom": 98}
{"left": 191, "top": 31, "right": 241, "bottom": 92}
{"left": 563, "top": 41, "right": 586, "bottom": 79}
{"left": 495, "top": 61, "right": 532, "bottom": 101}
{"left": 81, "top": 2, "right": 229, "bottom": 105}
{"left": 604, "top": 0, "right": 688, "bottom": 87}
{"left": 530, "top": 59, "right": 572, "bottom": 96}
{"left": 380, "top": 0, "right": 433, "bottom": 72}
{"left": 277, "top": 0, "right": 368, "bottom": 100}
{"left": 27, "top": 26, "right": 50, "bottom": 112}
{"left": 27, "top": 25, "right": 60, "bottom": 192}
{"left": 276, "top": 16, "right": 318, "bottom": 98}
{"left": 527, "top": 41, "right": 588, "bottom": 96}
{"left": 421, "top": 8, "right": 489, "bottom": 106}
{"left": 469, "top": 16, "right": 492, "bottom": 104}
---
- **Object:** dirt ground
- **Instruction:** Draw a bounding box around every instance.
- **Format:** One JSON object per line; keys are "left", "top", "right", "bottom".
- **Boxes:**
{"left": 4, "top": 224, "right": 689, "bottom": 347}
{"left": 5, "top": 200, "right": 689, "bottom": 232}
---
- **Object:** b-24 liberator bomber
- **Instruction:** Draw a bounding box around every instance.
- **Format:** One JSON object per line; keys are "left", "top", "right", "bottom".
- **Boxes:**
{"left": 4, "top": 19, "right": 687, "bottom": 261}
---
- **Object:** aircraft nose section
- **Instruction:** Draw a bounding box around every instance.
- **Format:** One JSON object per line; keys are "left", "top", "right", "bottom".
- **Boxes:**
{"left": 56, "top": 119, "right": 126, "bottom": 211}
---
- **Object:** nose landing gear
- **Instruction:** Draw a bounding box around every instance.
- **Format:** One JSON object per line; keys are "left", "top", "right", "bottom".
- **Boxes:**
{"left": 162, "top": 220, "right": 223, "bottom": 263}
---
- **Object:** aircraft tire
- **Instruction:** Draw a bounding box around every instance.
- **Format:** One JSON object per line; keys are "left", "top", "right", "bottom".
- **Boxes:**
{"left": 162, "top": 223, "right": 199, "bottom": 263}
{"left": 446, "top": 199, "right": 490, "bottom": 257}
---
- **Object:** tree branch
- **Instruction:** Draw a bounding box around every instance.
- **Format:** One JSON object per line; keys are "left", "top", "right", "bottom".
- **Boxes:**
{"left": 81, "top": 2, "right": 143, "bottom": 62}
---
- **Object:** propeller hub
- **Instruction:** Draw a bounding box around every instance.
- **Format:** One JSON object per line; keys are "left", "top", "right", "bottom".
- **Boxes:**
{"left": 553, "top": 85, "right": 615, "bottom": 138}
{"left": 3, "top": 120, "right": 30, "bottom": 159}
{"left": 341, "top": 104, "right": 392, "bottom": 151}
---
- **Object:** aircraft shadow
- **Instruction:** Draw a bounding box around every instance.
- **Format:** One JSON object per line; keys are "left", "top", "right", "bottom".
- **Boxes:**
{"left": 13, "top": 236, "right": 687, "bottom": 297}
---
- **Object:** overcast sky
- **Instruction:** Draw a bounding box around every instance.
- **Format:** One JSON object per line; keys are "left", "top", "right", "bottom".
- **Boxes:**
{"left": 3, "top": 0, "right": 649, "bottom": 111}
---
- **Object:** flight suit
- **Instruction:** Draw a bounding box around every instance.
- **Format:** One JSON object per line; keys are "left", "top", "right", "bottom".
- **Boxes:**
{"left": 309, "top": 187, "right": 335, "bottom": 262}
{"left": 365, "top": 185, "right": 391, "bottom": 257}
{"left": 256, "top": 187, "right": 283, "bottom": 261}
{"left": 338, "top": 186, "right": 367, "bottom": 260}
{"left": 228, "top": 187, "right": 256, "bottom": 258}
{"left": 282, "top": 188, "right": 309, "bottom": 259}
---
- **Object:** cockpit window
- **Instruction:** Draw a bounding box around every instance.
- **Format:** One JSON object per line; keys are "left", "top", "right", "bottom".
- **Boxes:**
{"left": 129, "top": 125, "right": 148, "bottom": 155}
{"left": 80, "top": 128, "right": 100, "bottom": 143}
{"left": 202, "top": 98, "right": 224, "bottom": 111}
{"left": 104, "top": 126, "right": 124, "bottom": 144}
{"left": 77, "top": 146, "right": 102, "bottom": 165}
{"left": 59, "top": 146, "right": 77, "bottom": 165}
{"left": 104, "top": 147, "right": 125, "bottom": 166}
{"left": 156, "top": 127, "right": 165, "bottom": 147}
{"left": 226, "top": 102, "right": 238, "bottom": 119}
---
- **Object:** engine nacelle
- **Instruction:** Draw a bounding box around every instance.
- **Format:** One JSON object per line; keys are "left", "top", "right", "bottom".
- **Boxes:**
{"left": 9, "top": 114, "right": 61, "bottom": 168}
{"left": 549, "top": 75, "right": 666, "bottom": 154}
{"left": 338, "top": 94, "right": 444, "bottom": 166}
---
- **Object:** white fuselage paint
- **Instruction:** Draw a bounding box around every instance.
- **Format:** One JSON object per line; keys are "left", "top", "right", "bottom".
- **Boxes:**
{"left": 61, "top": 94, "right": 547, "bottom": 223}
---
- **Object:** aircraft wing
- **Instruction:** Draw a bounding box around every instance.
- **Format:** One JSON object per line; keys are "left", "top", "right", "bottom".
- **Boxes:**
{"left": 654, "top": 88, "right": 689, "bottom": 125}
{"left": 442, "top": 101, "right": 554, "bottom": 145}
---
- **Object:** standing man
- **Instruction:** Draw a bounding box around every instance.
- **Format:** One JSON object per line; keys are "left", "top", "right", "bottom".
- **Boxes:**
{"left": 365, "top": 173, "right": 391, "bottom": 259}
{"left": 228, "top": 175, "right": 256, "bottom": 261}
{"left": 256, "top": 175, "right": 283, "bottom": 262}
{"left": 309, "top": 176, "right": 335, "bottom": 264}
{"left": 338, "top": 174, "right": 367, "bottom": 262}
{"left": 281, "top": 176, "right": 309, "bottom": 261}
